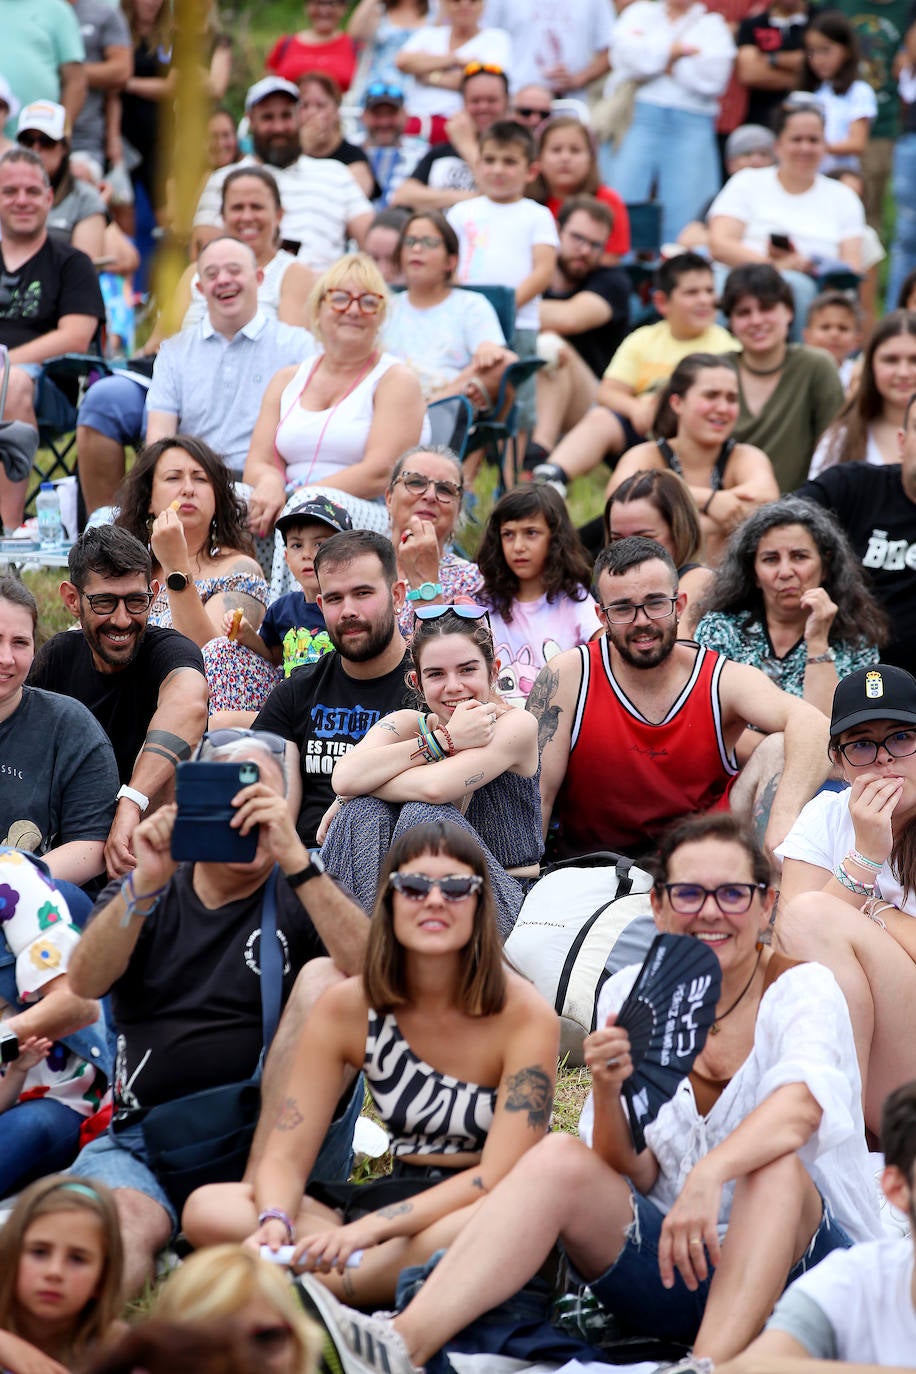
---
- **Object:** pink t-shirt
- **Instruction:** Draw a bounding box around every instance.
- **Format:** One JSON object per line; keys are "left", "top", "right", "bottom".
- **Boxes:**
{"left": 488, "top": 589, "right": 598, "bottom": 708}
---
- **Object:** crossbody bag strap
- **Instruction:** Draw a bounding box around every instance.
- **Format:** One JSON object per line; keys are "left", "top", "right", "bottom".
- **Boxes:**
{"left": 259, "top": 865, "right": 283, "bottom": 1050}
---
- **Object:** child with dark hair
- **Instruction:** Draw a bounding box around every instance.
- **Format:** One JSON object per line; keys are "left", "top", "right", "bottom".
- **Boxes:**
{"left": 478, "top": 485, "right": 597, "bottom": 707}
{"left": 801, "top": 13, "right": 876, "bottom": 175}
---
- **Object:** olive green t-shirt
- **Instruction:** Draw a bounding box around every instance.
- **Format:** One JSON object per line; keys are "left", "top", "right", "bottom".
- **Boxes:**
{"left": 732, "top": 344, "right": 845, "bottom": 493}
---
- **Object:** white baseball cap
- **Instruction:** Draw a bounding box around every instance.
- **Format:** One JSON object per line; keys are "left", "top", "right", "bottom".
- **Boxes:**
{"left": 0, "top": 76, "right": 20, "bottom": 121}
{"left": 17, "top": 100, "right": 67, "bottom": 143}
{"left": 244, "top": 76, "right": 300, "bottom": 112}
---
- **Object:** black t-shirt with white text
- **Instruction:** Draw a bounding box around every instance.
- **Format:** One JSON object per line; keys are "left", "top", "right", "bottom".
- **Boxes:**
{"left": 89, "top": 865, "right": 326, "bottom": 1120}
{"left": 796, "top": 463, "right": 916, "bottom": 675}
{"left": 736, "top": 7, "right": 810, "bottom": 128}
{"left": 0, "top": 236, "right": 105, "bottom": 349}
{"left": 254, "top": 649, "right": 413, "bottom": 847}
{"left": 544, "top": 265, "right": 631, "bottom": 378}
{"left": 28, "top": 626, "right": 205, "bottom": 783}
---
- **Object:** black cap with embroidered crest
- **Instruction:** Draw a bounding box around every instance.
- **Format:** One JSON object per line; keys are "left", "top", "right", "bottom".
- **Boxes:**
{"left": 830, "top": 664, "right": 916, "bottom": 737}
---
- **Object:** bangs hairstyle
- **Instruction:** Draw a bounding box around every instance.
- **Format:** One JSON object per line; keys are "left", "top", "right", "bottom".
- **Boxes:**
{"left": 817, "top": 310, "right": 916, "bottom": 465}
{"left": 394, "top": 209, "right": 459, "bottom": 274}
{"left": 653, "top": 353, "right": 738, "bottom": 441}
{"left": 695, "top": 496, "right": 888, "bottom": 648}
{"left": 720, "top": 262, "right": 795, "bottom": 319}
{"left": 308, "top": 252, "right": 389, "bottom": 340}
{"left": 604, "top": 469, "right": 702, "bottom": 569}
{"left": 364, "top": 821, "right": 506, "bottom": 1016}
{"left": 801, "top": 12, "right": 860, "bottom": 95}
{"left": 115, "top": 434, "right": 255, "bottom": 560}
{"left": 0, "top": 1176, "right": 123, "bottom": 1358}
{"left": 881, "top": 1081, "right": 916, "bottom": 1178}
{"left": 477, "top": 485, "right": 593, "bottom": 621}
{"left": 409, "top": 606, "right": 497, "bottom": 702}
{"left": 651, "top": 811, "right": 773, "bottom": 888}
{"left": 528, "top": 116, "right": 598, "bottom": 203}
{"left": 155, "top": 1244, "right": 321, "bottom": 1374}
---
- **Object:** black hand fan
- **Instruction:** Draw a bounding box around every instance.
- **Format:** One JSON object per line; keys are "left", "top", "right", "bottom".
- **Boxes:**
{"left": 615, "top": 933, "right": 722, "bottom": 1151}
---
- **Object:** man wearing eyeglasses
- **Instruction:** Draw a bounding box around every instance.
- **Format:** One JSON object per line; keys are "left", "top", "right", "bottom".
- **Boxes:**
{"left": 66, "top": 727, "right": 368, "bottom": 1297}
{"left": 29, "top": 526, "right": 209, "bottom": 879}
{"left": 527, "top": 536, "right": 830, "bottom": 862}
{"left": 0, "top": 146, "right": 104, "bottom": 531}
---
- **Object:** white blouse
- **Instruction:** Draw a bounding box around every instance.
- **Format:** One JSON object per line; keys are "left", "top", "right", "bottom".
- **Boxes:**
{"left": 579, "top": 958, "right": 881, "bottom": 1244}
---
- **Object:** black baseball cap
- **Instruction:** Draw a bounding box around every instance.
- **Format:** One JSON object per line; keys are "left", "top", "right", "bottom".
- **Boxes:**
{"left": 275, "top": 495, "right": 353, "bottom": 538}
{"left": 830, "top": 664, "right": 916, "bottom": 737}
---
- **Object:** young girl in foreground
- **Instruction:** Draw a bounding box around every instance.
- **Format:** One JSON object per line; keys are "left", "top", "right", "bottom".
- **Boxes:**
{"left": 181, "top": 822, "right": 559, "bottom": 1311}
{"left": 0, "top": 1176, "right": 124, "bottom": 1374}
{"left": 478, "top": 485, "right": 597, "bottom": 708}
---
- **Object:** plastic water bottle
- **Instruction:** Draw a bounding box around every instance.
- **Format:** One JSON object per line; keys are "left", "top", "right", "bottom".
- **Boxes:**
{"left": 36, "top": 483, "right": 64, "bottom": 549}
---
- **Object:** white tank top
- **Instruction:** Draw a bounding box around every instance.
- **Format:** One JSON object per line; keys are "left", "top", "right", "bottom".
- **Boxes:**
{"left": 275, "top": 351, "right": 401, "bottom": 487}
{"left": 181, "top": 248, "right": 297, "bottom": 330}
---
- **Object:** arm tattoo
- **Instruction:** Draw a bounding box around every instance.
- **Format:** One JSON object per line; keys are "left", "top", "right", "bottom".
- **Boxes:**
{"left": 526, "top": 666, "right": 562, "bottom": 755}
{"left": 377, "top": 1201, "right": 414, "bottom": 1220}
{"left": 464, "top": 771, "right": 484, "bottom": 786}
{"left": 276, "top": 1096, "right": 304, "bottom": 1131}
{"left": 378, "top": 722, "right": 399, "bottom": 734}
{"left": 505, "top": 1066, "right": 554, "bottom": 1131}
{"left": 141, "top": 729, "right": 193, "bottom": 767}
{"left": 471, "top": 1175, "right": 488, "bottom": 1193}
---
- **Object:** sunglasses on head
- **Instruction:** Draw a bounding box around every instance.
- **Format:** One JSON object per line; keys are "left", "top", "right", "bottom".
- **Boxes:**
{"left": 197, "top": 727, "right": 288, "bottom": 760}
{"left": 463, "top": 61, "right": 504, "bottom": 78}
{"left": 365, "top": 81, "right": 404, "bottom": 103}
{"left": 389, "top": 872, "right": 483, "bottom": 902}
{"left": 413, "top": 603, "right": 490, "bottom": 624}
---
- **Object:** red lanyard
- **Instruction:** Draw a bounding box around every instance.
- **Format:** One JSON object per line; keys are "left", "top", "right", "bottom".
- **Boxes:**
{"left": 273, "top": 351, "right": 379, "bottom": 490}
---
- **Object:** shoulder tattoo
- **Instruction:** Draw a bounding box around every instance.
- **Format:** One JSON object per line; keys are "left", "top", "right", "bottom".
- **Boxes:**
{"left": 526, "top": 665, "right": 562, "bottom": 754}
{"left": 505, "top": 1065, "right": 554, "bottom": 1131}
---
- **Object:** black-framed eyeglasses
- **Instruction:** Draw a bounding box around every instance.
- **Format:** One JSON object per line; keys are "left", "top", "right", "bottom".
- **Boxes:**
{"left": 402, "top": 234, "right": 444, "bottom": 250}
{"left": 324, "top": 288, "right": 384, "bottom": 315}
{"left": 601, "top": 595, "right": 678, "bottom": 625}
{"left": 392, "top": 471, "right": 462, "bottom": 503}
{"left": 79, "top": 589, "right": 154, "bottom": 615}
{"left": 834, "top": 729, "right": 916, "bottom": 768}
{"left": 390, "top": 872, "right": 483, "bottom": 902}
{"left": 566, "top": 228, "right": 605, "bottom": 254}
{"left": 658, "top": 882, "right": 769, "bottom": 915}
{"left": 413, "top": 603, "right": 490, "bottom": 624}
{"left": 197, "top": 727, "right": 288, "bottom": 760}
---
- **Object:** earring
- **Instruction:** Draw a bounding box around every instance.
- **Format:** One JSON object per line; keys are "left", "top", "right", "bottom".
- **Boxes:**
{"left": 209, "top": 518, "right": 221, "bottom": 558}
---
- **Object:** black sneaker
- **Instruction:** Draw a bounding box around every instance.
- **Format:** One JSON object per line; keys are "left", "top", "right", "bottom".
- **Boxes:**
{"left": 531, "top": 462, "right": 568, "bottom": 496}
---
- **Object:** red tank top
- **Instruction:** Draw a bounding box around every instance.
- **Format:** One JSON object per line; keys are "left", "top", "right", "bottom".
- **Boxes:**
{"left": 555, "top": 639, "right": 738, "bottom": 856}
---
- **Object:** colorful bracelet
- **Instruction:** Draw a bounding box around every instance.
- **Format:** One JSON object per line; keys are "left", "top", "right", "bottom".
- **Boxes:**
{"left": 438, "top": 723, "right": 456, "bottom": 756}
{"left": 258, "top": 1208, "right": 296, "bottom": 1242}
{"left": 850, "top": 848, "right": 882, "bottom": 872}
{"left": 834, "top": 862, "right": 874, "bottom": 897}
{"left": 118, "top": 872, "right": 168, "bottom": 928}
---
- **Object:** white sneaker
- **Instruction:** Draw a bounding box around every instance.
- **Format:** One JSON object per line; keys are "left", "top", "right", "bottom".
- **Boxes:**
{"left": 297, "top": 1275, "right": 424, "bottom": 1374}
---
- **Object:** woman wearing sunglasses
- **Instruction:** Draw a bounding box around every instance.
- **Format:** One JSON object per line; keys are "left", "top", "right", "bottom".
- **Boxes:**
{"left": 778, "top": 664, "right": 916, "bottom": 1136}
{"left": 319, "top": 604, "right": 541, "bottom": 935}
{"left": 182, "top": 819, "right": 559, "bottom": 1311}
{"left": 243, "top": 254, "right": 428, "bottom": 538}
{"left": 300, "top": 811, "right": 878, "bottom": 1372}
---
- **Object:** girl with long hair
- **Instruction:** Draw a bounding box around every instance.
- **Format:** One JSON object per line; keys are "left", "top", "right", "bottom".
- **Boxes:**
{"left": 181, "top": 822, "right": 559, "bottom": 1310}
{"left": 529, "top": 116, "right": 630, "bottom": 259}
{"left": 800, "top": 12, "right": 875, "bottom": 174}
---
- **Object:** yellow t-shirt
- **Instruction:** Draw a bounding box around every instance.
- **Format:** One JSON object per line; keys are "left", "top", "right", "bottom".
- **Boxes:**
{"left": 604, "top": 321, "right": 740, "bottom": 394}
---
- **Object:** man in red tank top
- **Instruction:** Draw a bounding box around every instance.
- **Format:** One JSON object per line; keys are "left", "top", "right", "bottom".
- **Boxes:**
{"left": 527, "top": 536, "right": 831, "bottom": 858}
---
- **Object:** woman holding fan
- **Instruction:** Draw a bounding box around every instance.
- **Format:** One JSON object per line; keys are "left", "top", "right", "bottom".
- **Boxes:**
{"left": 302, "top": 813, "right": 879, "bottom": 1370}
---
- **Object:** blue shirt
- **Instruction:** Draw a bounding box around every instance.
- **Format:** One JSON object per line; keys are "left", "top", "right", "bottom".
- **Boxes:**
{"left": 146, "top": 310, "right": 313, "bottom": 473}
{"left": 260, "top": 592, "right": 332, "bottom": 677}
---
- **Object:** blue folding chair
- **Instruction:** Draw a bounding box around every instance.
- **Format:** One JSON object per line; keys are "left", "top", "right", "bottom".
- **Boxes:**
{"left": 426, "top": 394, "right": 474, "bottom": 458}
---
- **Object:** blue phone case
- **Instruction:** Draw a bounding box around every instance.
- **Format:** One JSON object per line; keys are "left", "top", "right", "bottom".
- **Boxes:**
{"left": 171, "top": 760, "right": 259, "bottom": 863}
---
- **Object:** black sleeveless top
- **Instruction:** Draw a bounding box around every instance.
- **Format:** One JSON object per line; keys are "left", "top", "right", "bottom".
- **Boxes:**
{"left": 657, "top": 436, "right": 736, "bottom": 492}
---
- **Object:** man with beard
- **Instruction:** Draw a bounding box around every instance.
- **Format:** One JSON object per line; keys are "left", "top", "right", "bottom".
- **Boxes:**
{"left": 191, "top": 77, "right": 373, "bottom": 269}
{"left": 528, "top": 196, "right": 631, "bottom": 470}
{"left": 526, "top": 536, "right": 829, "bottom": 860}
{"left": 29, "top": 526, "right": 208, "bottom": 877}
{"left": 253, "top": 529, "right": 413, "bottom": 856}
{"left": 0, "top": 146, "right": 104, "bottom": 531}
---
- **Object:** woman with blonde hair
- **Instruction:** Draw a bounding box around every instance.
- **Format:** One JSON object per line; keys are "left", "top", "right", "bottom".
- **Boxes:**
{"left": 243, "top": 252, "right": 428, "bottom": 536}
{"left": 155, "top": 1244, "right": 321, "bottom": 1374}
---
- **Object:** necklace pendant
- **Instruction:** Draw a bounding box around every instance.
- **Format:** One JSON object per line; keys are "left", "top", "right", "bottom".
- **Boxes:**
{"left": 709, "top": 1021, "right": 720, "bottom": 1036}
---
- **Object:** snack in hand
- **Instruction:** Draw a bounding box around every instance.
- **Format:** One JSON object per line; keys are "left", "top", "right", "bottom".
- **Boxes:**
{"left": 169, "top": 499, "right": 181, "bottom": 511}
{"left": 228, "top": 607, "right": 244, "bottom": 641}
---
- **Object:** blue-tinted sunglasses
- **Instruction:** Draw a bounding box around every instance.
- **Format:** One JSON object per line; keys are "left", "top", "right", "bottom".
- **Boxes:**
{"left": 413, "top": 603, "right": 490, "bottom": 624}
{"left": 365, "top": 82, "right": 404, "bottom": 104}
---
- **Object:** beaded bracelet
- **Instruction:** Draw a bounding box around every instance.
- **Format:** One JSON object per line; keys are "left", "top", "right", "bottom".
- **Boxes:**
{"left": 258, "top": 1208, "right": 296, "bottom": 1242}
{"left": 834, "top": 862, "right": 874, "bottom": 897}
{"left": 850, "top": 848, "right": 882, "bottom": 872}
{"left": 118, "top": 872, "right": 168, "bottom": 928}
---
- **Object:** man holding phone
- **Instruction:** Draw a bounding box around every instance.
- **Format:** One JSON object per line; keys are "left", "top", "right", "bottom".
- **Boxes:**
{"left": 66, "top": 727, "right": 369, "bottom": 1298}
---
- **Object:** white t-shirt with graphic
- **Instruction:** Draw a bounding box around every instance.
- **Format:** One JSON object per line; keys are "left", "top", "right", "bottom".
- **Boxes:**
{"left": 447, "top": 196, "right": 559, "bottom": 331}
{"left": 488, "top": 590, "right": 598, "bottom": 708}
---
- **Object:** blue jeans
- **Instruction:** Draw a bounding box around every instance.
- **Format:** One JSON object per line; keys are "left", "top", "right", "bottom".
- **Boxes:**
{"left": 0, "top": 1096, "right": 84, "bottom": 1196}
{"left": 607, "top": 103, "right": 720, "bottom": 247}
{"left": 886, "top": 133, "right": 916, "bottom": 310}
{"left": 581, "top": 1188, "right": 853, "bottom": 1346}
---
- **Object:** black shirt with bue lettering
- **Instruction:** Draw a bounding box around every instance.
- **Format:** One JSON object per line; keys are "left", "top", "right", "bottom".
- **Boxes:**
{"left": 254, "top": 649, "right": 413, "bottom": 849}
{"left": 796, "top": 463, "right": 916, "bottom": 676}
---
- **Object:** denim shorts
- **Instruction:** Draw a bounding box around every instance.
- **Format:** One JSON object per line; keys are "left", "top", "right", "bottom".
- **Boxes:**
{"left": 571, "top": 1187, "right": 853, "bottom": 1346}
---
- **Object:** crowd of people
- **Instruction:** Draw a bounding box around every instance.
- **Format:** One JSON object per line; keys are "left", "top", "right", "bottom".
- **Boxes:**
{"left": 5, "top": 0, "right": 916, "bottom": 1371}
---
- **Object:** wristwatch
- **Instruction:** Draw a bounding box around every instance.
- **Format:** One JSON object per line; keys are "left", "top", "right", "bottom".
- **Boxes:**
{"left": 406, "top": 581, "right": 444, "bottom": 603}
{"left": 116, "top": 784, "right": 150, "bottom": 813}
{"left": 284, "top": 854, "right": 325, "bottom": 889}
{"left": 166, "top": 571, "right": 191, "bottom": 592}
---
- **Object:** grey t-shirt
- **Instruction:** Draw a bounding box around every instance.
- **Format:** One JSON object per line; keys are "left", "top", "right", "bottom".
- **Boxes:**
{"left": 71, "top": 0, "right": 131, "bottom": 162}
{"left": 48, "top": 177, "right": 107, "bottom": 242}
